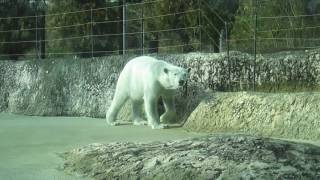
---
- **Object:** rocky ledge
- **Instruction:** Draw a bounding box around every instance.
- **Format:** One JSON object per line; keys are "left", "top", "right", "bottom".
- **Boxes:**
{"left": 184, "top": 92, "right": 320, "bottom": 140}
{"left": 61, "top": 134, "right": 320, "bottom": 180}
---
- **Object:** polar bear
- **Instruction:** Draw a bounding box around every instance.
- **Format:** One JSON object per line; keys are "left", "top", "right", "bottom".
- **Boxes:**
{"left": 106, "top": 56, "right": 189, "bottom": 129}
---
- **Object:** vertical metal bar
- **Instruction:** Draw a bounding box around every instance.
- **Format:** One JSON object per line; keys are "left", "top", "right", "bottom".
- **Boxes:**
{"left": 225, "top": 22, "right": 230, "bottom": 91}
{"left": 122, "top": 0, "right": 126, "bottom": 55}
{"left": 40, "top": 10, "right": 46, "bottom": 59}
{"left": 219, "top": 29, "right": 223, "bottom": 52}
{"left": 253, "top": 0, "right": 257, "bottom": 91}
{"left": 35, "top": 9, "right": 38, "bottom": 59}
{"left": 141, "top": 1, "right": 144, "bottom": 55}
{"left": 198, "top": 0, "right": 202, "bottom": 52}
{"left": 91, "top": 7, "right": 94, "bottom": 58}
{"left": 225, "top": 22, "right": 229, "bottom": 55}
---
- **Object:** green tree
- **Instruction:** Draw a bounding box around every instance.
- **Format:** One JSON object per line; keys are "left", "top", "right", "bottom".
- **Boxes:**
{"left": 0, "top": 0, "right": 38, "bottom": 60}
{"left": 230, "top": 0, "right": 319, "bottom": 53}
{"left": 46, "top": 0, "right": 120, "bottom": 57}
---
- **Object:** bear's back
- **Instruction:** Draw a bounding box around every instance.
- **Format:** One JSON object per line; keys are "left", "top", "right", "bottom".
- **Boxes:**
{"left": 128, "top": 56, "right": 158, "bottom": 66}
{"left": 124, "top": 56, "right": 163, "bottom": 99}
{"left": 126, "top": 56, "right": 164, "bottom": 76}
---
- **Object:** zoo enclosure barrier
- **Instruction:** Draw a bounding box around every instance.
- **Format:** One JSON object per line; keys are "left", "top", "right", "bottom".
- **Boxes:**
{"left": 1, "top": 0, "right": 320, "bottom": 91}
{"left": 0, "top": 0, "right": 319, "bottom": 59}
{"left": 0, "top": 0, "right": 204, "bottom": 59}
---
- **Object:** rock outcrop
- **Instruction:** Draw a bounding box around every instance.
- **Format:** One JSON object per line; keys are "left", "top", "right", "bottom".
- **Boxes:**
{"left": 184, "top": 92, "right": 320, "bottom": 140}
{"left": 62, "top": 134, "right": 320, "bottom": 180}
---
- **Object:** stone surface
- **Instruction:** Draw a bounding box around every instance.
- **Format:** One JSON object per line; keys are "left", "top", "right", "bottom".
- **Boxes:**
{"left": 184, "top": 92, "right": 320, "bottom": 140}
{"left": 0, "top": 55, "right": 133, "bottom": 117}
{"left": 61, "top": 134, "right": 320, "bottom": 180}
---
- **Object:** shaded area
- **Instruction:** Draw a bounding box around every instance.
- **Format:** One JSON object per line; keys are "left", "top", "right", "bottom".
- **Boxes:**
{"left": 62, "top": 134, "right": 320, "bottom": 180}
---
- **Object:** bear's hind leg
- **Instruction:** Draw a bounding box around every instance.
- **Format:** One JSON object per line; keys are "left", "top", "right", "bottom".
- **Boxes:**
{"left": 132, "top": 100, "right": 147, "bottom": 126}
{"left": 106, "top": 91, "right": 128, "bottom": 126}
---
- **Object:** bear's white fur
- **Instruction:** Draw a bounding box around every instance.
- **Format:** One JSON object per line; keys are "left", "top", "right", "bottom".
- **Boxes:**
{"left": 106, "top": 56, "right": 189, "bottom": 129}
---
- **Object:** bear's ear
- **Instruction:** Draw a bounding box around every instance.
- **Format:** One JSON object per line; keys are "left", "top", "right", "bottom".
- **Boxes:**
{"left": 187, "top": 67, "right": 191, "bottom": 73}
{"left": 163, "top": 68, "right": 169, "bottom": 74}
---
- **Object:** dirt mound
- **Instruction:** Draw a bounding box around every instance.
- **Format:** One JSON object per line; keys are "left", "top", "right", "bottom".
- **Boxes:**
{"left": 62, "top": 134, "right": 320, "bottom": 180}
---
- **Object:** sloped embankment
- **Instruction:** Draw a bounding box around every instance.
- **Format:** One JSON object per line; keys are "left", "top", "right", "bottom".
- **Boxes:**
{"left": 184, "top": 92, "right": 320, "bottom": 140}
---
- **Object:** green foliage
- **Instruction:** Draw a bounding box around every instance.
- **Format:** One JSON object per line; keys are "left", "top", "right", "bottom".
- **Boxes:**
{"left": 124, "top": 0, "right": 200, "bottom": 53}
{"left": 140, "top": 0, "right": 239, "bottom": 53}
{"left": 1, "top": 0, "right": 319, "bottom": 59}
{"left": 46, "top": 0, "right": 119, "bottom": 57}
{"left": 230, "top": 0, "right": 320, "bottom": 54}
{"left": 157, "top": 0, "right": 199, "bottom": 52}
{"left": 228, "top": 1, "right": 253, "bottom": 53}
{"left": 0, "top": 0, "right": 38, "bottom": 60}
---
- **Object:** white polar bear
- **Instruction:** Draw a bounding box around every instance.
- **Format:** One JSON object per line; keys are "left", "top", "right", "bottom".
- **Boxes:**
{"left": 106, "top": 56, "right": 189, "bottom": 129}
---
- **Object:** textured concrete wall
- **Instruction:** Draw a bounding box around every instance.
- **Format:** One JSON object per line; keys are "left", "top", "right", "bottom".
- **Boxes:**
{"left": 184, "top": 92, "right": 320, "bottom": 140}
{"left": 0, "top": 49, "right": 320, "bottom": 121}
{"left": 159, "top": 50, "right": 320, "bottom": 92}
{"left": 0, "top": 55, "right": 134, "bottom": 117}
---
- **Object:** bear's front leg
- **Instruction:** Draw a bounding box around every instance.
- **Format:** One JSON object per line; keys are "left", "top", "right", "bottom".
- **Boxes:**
{"left": 144, "top": 95, "right": 164, "bottom": 129}
{"left": 160, "top": 96, "right": 177, "bottom": 123}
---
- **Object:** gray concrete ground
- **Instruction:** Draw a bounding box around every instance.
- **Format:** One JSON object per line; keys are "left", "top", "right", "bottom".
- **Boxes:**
{"left": 0, "top": 113, "right": 203, "bottom": 180}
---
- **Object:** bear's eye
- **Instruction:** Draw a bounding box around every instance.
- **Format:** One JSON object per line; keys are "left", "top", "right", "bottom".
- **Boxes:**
{"left": 164, "top": 68, "right": 168, "bottom": 74}
{"left": 174, "top": 73, "right": 178, "bottom": 76}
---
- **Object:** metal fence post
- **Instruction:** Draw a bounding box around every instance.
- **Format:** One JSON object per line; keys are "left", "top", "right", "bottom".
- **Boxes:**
{"left": 198, "top": 0, "right": 202, "bottom": 52}
{"left": 122, "top": 0, "right": 126, "bottom": 55}
{"left": 40, "top": 10, "right": 46, "bottom": 59}
{"left": 91, "top": 7, "right": 94, "bottom": 58}
{"left": 252, "top": 0, "right": 257, "bottom": 91}
{"left": 253, "top": 15, "right": 257, "bottom": 91}
{"left": 141, "top": 2, "right": 144, "bottom": 55}
{"left": 35, "top": 8, "right": 38, "bottom": 60}
{"left": 225, "top": 21, "right": 231, "bottom": 91}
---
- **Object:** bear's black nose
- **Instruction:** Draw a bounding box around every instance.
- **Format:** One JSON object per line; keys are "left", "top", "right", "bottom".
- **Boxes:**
{"left": 179, "top": 80, "right": 185, "bottom": 86}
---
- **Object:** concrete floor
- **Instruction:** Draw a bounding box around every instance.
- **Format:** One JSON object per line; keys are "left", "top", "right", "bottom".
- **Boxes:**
{"left": 0, "top": 113, "right": 204, "bottom": 180}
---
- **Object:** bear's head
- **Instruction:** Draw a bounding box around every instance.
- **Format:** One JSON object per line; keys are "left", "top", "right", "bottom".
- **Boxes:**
{"left": 159, "top": 64, "right": 190, "bottom": 90}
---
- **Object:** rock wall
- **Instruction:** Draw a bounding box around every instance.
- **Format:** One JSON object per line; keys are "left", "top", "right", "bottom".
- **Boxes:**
{"left": 0, "top": 49, "right": 320, "bottom": 121}
{"left": 0, "top": 55, "right": 134, "bottom": 117}
{"left": 184, "top": 92, "right": 320, "bottom": 140}
{"left": 159, "top": 49, "right": 320, "bottom": 92}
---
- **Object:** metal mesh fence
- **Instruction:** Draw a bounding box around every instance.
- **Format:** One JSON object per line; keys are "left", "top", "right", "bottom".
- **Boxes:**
{"left": 0, "top": 0, "right": 319, "bottom": 60}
